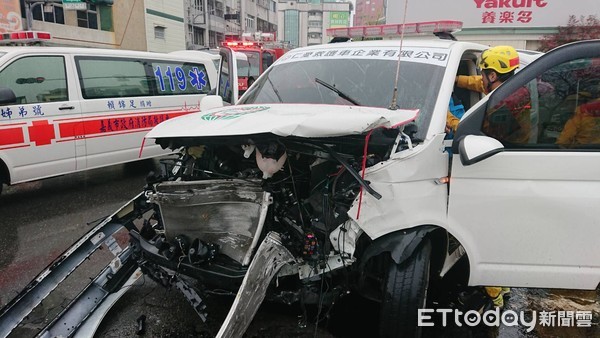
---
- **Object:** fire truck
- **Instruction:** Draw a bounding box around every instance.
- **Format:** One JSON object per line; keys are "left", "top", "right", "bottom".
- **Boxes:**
{"left": 221, "top": 32, "right": 290, "bottom": 95}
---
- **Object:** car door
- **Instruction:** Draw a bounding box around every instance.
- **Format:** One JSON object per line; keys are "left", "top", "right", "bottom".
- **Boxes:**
{"left": 218, "top": 47, "right": 239, "bottom": 104}
{"left": 0, "top": 53, "right": 82, "bottom": 184}
{"left": 448, "top": 40, "right": 600, "bottom": 290}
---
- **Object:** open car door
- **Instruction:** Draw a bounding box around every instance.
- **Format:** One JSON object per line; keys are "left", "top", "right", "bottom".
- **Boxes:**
{"left": 449, "top": 40, "right": 600, "bottom": 290}
{"left": 218, "top": 47, "right": 239, "bottom": 104}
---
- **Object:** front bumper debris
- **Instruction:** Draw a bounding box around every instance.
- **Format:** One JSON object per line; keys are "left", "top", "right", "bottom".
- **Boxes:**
{"left": 216, "top": 232, "right": 295, "bottom": 338}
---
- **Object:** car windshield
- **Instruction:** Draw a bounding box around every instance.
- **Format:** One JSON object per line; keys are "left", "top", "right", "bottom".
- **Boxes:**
{"left": 240, "top": 57, "right": 446, "bottom": 141}
{"left": 237, "top": 59, "right": 250, "bottom": 77}
{"left": 239, "top": 51, "right": 260, "bottom": 77}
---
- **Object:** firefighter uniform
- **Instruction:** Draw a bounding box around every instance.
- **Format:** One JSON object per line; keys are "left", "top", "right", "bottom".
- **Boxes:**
{"left": 556, "top": 100, "right": 600, "bottom": 146}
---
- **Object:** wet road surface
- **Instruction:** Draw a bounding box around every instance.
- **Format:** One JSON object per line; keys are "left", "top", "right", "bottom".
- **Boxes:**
{"left": 0, "top": 159, "right": 598, "bottom": 337}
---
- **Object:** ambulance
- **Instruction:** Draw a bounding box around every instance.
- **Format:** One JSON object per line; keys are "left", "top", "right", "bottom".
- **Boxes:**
{"left": 0, "top": 31, "right": 219, "bottom": 195}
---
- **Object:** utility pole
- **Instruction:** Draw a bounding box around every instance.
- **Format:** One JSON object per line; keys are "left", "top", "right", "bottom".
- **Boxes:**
{"left": 203, "top": 0, "right": 209, "bottom": 47}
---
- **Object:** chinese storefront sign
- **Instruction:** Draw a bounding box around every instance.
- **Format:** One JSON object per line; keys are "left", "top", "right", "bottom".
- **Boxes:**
{"left": 387, "top": 0, "right": 599, "bottom": 28}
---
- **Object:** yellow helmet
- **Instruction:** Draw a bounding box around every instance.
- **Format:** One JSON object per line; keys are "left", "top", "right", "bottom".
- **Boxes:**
{"left": 479, "top": 46, "right": 520, "bottom": 74}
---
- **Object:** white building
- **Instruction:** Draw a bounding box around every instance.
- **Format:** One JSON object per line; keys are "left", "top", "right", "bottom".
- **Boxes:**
{"left": 277, "top": 0, "right": 352, "bottom": 48}
{"left": 145, "top": 0, "right": 186, "bottom": 52}
{"left": 386, "top": 0, "right": 600, "bottom": 50}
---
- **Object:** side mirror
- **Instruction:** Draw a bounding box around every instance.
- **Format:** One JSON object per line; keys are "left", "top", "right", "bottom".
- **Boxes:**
{"left": 0, "top": 87, "right": 17, "bottom": 105}
{"left": 200, "top": 95, "right": 224, "bottom": 111}
{"left": 458, "top": 135, "right": 504, "bottom": 166}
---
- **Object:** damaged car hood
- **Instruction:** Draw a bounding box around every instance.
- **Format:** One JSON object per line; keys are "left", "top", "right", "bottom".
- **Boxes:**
{"left": 145, "top": 104, "right": 418, "bottom": 139}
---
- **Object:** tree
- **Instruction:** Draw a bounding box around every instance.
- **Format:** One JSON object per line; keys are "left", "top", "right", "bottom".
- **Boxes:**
{"left": 538, "top": 15, "right": 600, "bottom": 52}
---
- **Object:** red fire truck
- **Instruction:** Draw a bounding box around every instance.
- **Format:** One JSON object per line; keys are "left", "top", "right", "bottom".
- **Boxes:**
{"left": 221, "top": 33, "right": 290, "bottom": 94}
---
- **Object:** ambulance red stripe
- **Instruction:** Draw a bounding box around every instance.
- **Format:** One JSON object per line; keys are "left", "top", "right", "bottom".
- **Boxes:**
{"left": 58, "top": 111, "right": 191, "bottom": 138}
{"left": 0, "top": 127, "right": 25, "bottom": 146}
{"left": 53, "top": 106, "right": 200, "bottom": 122}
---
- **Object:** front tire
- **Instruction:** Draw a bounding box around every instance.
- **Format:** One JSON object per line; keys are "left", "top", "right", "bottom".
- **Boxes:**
{"left": 379, "top": 239, "right": 432, "bottom": 338}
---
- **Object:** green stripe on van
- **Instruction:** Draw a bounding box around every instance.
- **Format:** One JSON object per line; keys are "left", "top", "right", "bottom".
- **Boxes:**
{"left": 146, "top": 9, "right": 184, "bottom": 23}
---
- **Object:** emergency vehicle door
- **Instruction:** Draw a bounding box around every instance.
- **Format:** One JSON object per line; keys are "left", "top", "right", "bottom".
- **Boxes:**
{"left": 448, "top": 40, "right": 600, "bottom": 290}
{"left": 0, "top": 55, "right": 82, "bottom": 184}
{"left": 218, "top": 47, "right": 239, "bottom": 104}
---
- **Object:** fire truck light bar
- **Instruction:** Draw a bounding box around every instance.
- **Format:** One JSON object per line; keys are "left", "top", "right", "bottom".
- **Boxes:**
{"left": 223, "top": 41, "right": 261, "bottom": 48}
{"left": 0, "top": 31, "right": 52, "bottom": 44}
{"left": 326, "top": 20, "right": 462, "bottom": 39}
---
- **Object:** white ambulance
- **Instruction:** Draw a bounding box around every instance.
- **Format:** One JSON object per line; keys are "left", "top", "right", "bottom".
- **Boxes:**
{"left": 0, "top": 32, "right": 219, "bottom": 195}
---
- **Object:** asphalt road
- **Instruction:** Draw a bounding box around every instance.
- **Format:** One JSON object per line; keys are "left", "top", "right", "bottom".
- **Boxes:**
{"left": 0, "top": 159, "right": 598, "bottom": 337}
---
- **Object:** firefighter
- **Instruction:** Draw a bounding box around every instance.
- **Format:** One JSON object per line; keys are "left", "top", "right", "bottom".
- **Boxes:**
{"left": 456, "top": 45, "right": 520, "bottom": 94}
{"left": 556, "top": 97, "right": 600, "bottom": 146}
{"left": 449, "top": 45, "right": 531, "bottom": 145}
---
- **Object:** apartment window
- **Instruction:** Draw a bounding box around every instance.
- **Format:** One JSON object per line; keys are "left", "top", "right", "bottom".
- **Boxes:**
{"left": 209, "top": 31, "right": 217, "bottom": 48}
{"left": 215, "top": 1, "right": 224, "bottom": 16}
{"left": 76, "top": 5, "right": 98, "bottom": 29}
{"left": 245, "top": 15, "right": 255, "bottom": 30}
{"left": 31, "top": 4, "right": 65, "bottom": 24}
{"left": 154, "top": 26, "right": 166, "bottom": 40}
{"left": 192, "top": 26, "right": 205, "bottom": 46}
{"left": 193, "top": 0, "right": 204, "bottom": 11}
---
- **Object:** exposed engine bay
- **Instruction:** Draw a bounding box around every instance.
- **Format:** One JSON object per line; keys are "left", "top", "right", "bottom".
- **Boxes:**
{"left": 121, "top": 130, "right": 408, "bottom": 335}
{"left": 138, "top": 131, "right": 403, "bottom": 292}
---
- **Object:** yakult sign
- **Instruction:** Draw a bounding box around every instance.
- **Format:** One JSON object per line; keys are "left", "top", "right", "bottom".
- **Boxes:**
{"left": 474, "top": 0, "right": 546, "bottom": 25}
{"left": 387, "top": 0, "right": 599, "bottom": 28}
{"left": 473, "top": 0, "right": 547, "bottom": 7}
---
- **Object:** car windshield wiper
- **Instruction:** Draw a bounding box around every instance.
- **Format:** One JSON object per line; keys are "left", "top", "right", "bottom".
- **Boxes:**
{"left": 266, "top": 77, "right": 283, "bottom": 103}
{"left": 315, "top": 78, "right": 360, "bottom": 106}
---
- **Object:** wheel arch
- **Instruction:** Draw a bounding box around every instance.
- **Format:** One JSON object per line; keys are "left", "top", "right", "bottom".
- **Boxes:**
{"left": 0, "top": 155, "right": 10, "bottom": 185}
{"left": 358, "top": 225, "right": 448, "bottom": 281}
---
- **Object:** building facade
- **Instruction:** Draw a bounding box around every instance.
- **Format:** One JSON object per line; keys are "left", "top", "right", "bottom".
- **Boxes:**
{"left": 4, "top": 0, "right": 278, "bottom": 52}
{"left": 385, "top": 0, "right": 600, "bottom": 51}
{"left": 353, "top": 0, "right": 385, "bottom": 26}
{"left": 185, "top": 0, "right": 278, "bottom": 50}
{"left": 277, "top": 0, "right": 351, "bottom": 48}
{"left": 10, "top": 0, "right": 145, "bottom": 50}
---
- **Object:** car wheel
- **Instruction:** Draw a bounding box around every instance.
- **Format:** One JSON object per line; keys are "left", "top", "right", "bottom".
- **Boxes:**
{"left": 379, "top": 238, "right": 431, "bottom": 338}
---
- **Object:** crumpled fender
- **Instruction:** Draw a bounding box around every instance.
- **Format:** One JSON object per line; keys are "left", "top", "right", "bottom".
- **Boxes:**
{"left": 359, "top": 225, "right": 438, "bottom": 269}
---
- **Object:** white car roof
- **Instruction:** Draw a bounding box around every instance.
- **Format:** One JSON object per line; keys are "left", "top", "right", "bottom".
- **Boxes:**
{"left": 290, "top": 38, "right": 488, "bottom": 53}
{"left": 0, "top": 46, "right": 216, "bottom": 64}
